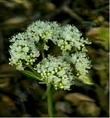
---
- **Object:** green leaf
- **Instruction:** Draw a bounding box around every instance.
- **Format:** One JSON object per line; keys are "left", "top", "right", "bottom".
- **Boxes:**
{"left": 21, "top": 70, "right": 41, "bottom": 81}
{"left": 80, "top": 76, "right": 93, "bottom": 85}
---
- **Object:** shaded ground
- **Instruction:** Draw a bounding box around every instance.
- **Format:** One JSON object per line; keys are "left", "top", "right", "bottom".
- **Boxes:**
{"left": 0, "top": 0, "right": 109, "bottom": 117}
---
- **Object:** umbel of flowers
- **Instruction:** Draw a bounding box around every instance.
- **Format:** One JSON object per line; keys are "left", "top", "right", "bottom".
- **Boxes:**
{"left": 9, "top": 21, "right": 91, "bottom": 90}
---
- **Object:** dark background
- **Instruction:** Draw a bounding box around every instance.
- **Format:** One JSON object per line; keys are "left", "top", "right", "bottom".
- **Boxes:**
{"left": 0, "top": 0, "right": 109, "bottom": 117}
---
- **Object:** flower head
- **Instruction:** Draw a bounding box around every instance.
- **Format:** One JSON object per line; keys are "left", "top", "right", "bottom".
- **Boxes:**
{"left": 9, "top": 35, "right": 39, "bottom": 70}
{"left": 9, "top": 20, "right": 91, "bottom": 90}
{"left": 35, "top": 55, "right": 74, "bottom": 90}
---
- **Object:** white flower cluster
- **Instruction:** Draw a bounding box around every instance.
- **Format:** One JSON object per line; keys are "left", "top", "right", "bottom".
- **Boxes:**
{"left": 26, "top": 21, "right": 59, "bottom": 43}
{"left": 35, "top": 55, "right": 74, "bottom": 90}
{"left": 53, "top": 25, "right": 90, "bottom": 53}
{"left": 9, "top": 34, "right": 40, "bottom": 70}
{"left": 9, "top": 20, "right": 91, "bottom": 90}
{"left": 71, "top": 52, "right": 91, "bottom": 80}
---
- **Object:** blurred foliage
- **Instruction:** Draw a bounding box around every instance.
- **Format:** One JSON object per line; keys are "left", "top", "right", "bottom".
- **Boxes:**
{"left": 0, "top": 0, "right": 109, "bottom": 117}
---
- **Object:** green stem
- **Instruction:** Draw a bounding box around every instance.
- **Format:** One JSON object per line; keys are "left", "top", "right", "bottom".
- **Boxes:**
{"left": 47, "top": 84, "right": 54, "bottom": 117}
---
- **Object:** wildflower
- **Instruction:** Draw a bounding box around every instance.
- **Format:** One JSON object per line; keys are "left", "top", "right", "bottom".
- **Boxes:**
{"left": 9, "top": 20, "right": 91, "bottom": 90}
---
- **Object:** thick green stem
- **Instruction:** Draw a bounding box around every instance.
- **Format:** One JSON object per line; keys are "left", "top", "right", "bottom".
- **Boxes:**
{"left": 47, "top": 84, "right": 54, "bottom": 117}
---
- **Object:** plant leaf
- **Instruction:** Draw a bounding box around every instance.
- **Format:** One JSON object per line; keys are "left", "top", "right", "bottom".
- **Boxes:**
{"left": 21, "top": 70, "right": 41, "bottom": 81}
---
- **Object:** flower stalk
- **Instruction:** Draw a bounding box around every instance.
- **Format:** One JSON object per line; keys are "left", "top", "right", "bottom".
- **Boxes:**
{"left": 47, "top": 84, "right": 54, "bottom": 117}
